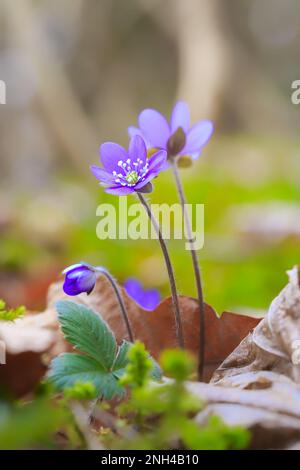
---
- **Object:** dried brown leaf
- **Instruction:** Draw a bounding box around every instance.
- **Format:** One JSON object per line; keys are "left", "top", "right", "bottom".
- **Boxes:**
{"left": 46, "top": 277, "right": 260, "bottom": 380}
{"left": 0, "top": 274, "right": 260, "bottom": 395}
{"left": 211, "top": 266, "right": 300, "bottom": 385}
{"left": 189, "top": 376, "right": 300, "bottom": 449}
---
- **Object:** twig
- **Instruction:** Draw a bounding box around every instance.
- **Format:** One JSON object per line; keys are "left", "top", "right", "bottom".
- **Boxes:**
{"left": 137, "top": 193, "right": 184, "bottom": 349}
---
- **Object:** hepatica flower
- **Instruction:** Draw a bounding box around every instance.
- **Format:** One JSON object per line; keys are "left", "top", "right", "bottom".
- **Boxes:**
{"left": 90, "top": 135, "right": 167, "bottom": 195}
{"left": 63, "top": 263, "right": 134, "bottom": 340}
{"left": 124, "top": 278, "right": 161, "bottom": 311}
{"left": 63, "top": 263, "right": 96, "bottom": 296}
{"left": 129, "top": 101, "right": 214, "bottom": 160}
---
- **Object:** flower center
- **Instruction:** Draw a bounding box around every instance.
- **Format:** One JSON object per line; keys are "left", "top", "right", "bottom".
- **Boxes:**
{"left": 113, "top": 158, "right": 149, "bottom": 187}
{"left": 125, "top": 170, "right": 139, "bottom": 184}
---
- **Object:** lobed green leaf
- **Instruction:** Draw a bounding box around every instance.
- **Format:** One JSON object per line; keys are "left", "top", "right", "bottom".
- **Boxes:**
{"left": 56, "top": 300, "right": 117, "bottom": 370}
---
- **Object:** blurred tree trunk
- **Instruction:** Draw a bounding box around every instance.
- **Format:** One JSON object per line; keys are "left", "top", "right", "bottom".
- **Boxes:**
{"left": 174, "top": 0, "right": 230, "bottom": 121}
{"left": 2, "top": 0, "right": 99, "bottom": 174}
{"left": 138, "top": 0, "right": 230, "bottom": 121}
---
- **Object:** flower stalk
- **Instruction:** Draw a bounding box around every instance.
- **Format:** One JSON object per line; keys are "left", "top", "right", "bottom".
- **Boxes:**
{"left": 137, "top": 192, "right": 184, "bottom": 349}
{"left": 171, "top": 160, "right": 205, "bottom": 381}
{"left": 95, "top": 267, "right": 134, "bottom": 343}
{"left": 62, "top": 263, "right": 134, "bottom": 343}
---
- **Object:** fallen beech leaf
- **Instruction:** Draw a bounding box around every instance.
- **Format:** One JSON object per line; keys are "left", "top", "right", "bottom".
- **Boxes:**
{"left": 199, "top": 267, "right": 300, "bottom": 448}
{"left": 0, "top": 311, "right": 58, "bottom": 397}
{"left": 46, "top": 277, "right": 260, "bottom": 381}
{"left": 211, "top": 266, "right": 300, "bottom": 385}
{"left": 0, "top": 315, "right": 54, "bottom": 354}
{"left": 0, "top": 352, "right": 47, "bottom": 398}
{"left": 189, "top": 373, "right": 300, "bottom": 449}
{"left": 0, "top": 274, "right": 261, "bottom": 396}
{"left": 2, "top": 269, "right": 299, "bottom": 449}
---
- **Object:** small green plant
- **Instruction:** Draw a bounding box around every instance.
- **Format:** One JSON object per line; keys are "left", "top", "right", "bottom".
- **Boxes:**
{"left": 1, "top": 301, "right": 250, "bottom": 450}
{"left": 63, "top": 381, "right": 98, "bottom": 401}
{"left": 110, "top": 347, "right": 250, "bottom": 450}
{"left": 120, "top": 340, "right": 154, "bottom": 389}
{"left": 0, "top": 399, "right": 65, "bottom": 450}
{"left": 0, "top": 299, "right": 25, "bottom": 322}
{"left": 48, "top": 301, "right": 161, "bottom": 400}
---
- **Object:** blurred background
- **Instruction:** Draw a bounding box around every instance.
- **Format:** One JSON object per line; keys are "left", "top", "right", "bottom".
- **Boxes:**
{"left": 0, "top": 0, "right": 300, "bottom": 315}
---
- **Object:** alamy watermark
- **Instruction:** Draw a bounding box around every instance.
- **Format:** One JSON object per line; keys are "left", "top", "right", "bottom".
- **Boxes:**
{"left": 0, "top": 340, "right": 6, "bottom": 365}
{"left": 0, "top": 80, "right": 6, "bottom": 104}
{"left": 291, "top": 80, "right": 300, "bottom": 104}
{"left": 96, "top": 200, "right": 205, "bottom": 250}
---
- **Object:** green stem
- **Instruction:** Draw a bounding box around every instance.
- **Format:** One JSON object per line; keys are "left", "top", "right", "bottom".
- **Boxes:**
{"left": 95, "top": 267, "right": 134, "bottom": 343}
{"left": 137, "top": 193, "right": 184, "bottom": 349}
{"left": 171, "top": 161, "right": 205, "bottom": 381}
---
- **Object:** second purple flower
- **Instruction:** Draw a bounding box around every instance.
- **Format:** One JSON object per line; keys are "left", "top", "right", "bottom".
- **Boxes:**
{"left": 129, "top": 100, "right": 214, "bottom": 160}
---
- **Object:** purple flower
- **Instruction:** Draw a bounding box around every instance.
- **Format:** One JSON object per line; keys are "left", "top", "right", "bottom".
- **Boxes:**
{"left": 124, "top": 278, "right": 161, "bottom": 311}
{"left": 90, "top": 135, "right": 167, "bottom": 196}
{"left": 129, "top": 101, "right": 214, "bottom": 160}
{"left": 63, "top": 263, "right": 96, "bottom": 296}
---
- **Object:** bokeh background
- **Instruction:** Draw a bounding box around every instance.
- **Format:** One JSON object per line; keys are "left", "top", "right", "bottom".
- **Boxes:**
{"left": 0, "top": 0, "right": 300, "bottom": 315}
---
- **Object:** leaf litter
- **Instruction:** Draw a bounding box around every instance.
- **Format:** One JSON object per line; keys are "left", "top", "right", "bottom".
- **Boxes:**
{"left": 2, "top": 268, "right": 300, "bottom": 447}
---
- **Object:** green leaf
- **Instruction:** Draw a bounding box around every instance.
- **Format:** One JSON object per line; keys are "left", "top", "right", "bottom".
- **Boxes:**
{"left": 56, "top": 300, "right": 117, "bottom": 369}
{"left": 100, "top": 374, "right": 125, "bottom": 400}
{"left": 48, "top": 353, "right": 106, "bottom": 387}
{"left": 49, "top": 353, "right": 121, "bottom": 400}
{"left": 150, "top": 358, "right": 162, "bottom": 382}
{"left": 49, "top": 301, "right": 161, "bottom": 400}
{"left": 48, "top": 353, "right": 123, "bottom": 400}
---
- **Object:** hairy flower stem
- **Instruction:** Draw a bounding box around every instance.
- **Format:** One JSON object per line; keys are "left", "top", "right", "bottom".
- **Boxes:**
{"left": 95, "top": 267, "right": 134, "bottom": 342}
{"left": 171, "top": 160, "right": 205, "bottom": 381}
{"left": 137, "top": 193, "right": 184, "bottom": 349}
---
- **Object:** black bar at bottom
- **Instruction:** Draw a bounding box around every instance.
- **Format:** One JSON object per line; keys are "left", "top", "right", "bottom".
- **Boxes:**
{"left": 0, "top": 449, "right": 291, "bottom": 465}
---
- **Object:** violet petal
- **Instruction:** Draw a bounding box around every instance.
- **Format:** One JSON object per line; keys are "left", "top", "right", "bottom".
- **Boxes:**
{"left": 134, "top": 172, "right": 156, "bottom": 189}
{"left": 128, "top": 125, "right": 143, "bottom": 139}
{"left": 142, "top": 289, "right": 161, "bottom": 310}
{"left": 147, "top": 150, "right": 168, "bottom": 173}
{"left": 90, "top": 165, "right": 115, "bottom": 184}
{"left": 138, "top": 109, "right": 170, "bottom": 149}
{"left": 124, "top": 278, "right": 160, "bottom": 311}
{"left": 63, "top": 263, "right": 96, "bottom": 296}
{"left": 105, "top": 185, "right": 135, "bottom": 196}
{"left": 62, "top": 263, "right": 91, "bottom": 275}
{"left": 183, "top": 120, "right": 214, "bottom": 154}
{"left": 100, "top": 142, "right": 128, "bottom": 172}
{"left": 170, "top": 101, "right": 190, "bottom": 133}
{"left": 128, "top": 134, "right": 147, "bottom": 163}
